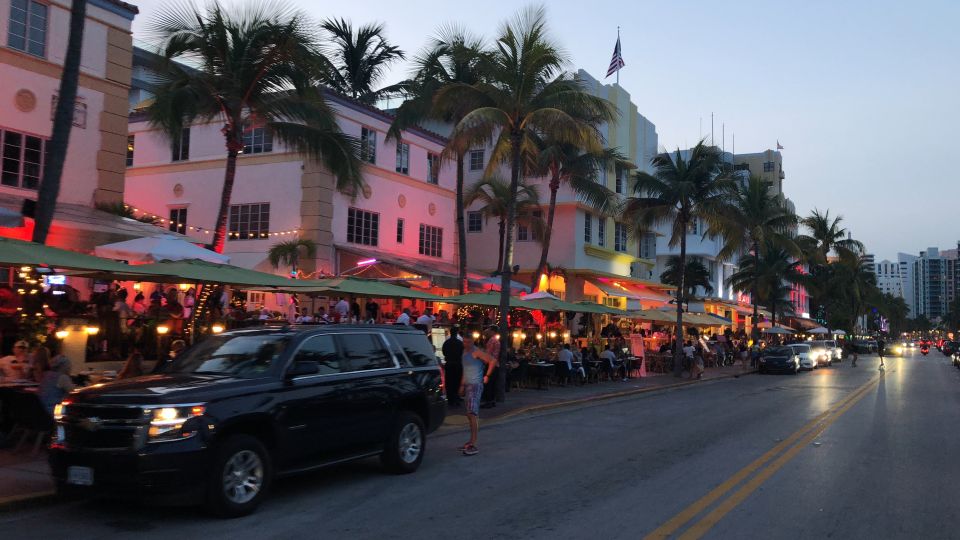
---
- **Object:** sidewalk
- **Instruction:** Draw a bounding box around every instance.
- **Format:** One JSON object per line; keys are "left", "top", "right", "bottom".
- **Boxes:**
{"left": 441, "top": 365, "right": 755, "bottom": 430}
{"left": 0, "top": 448, "right": 55, "bottom": 510}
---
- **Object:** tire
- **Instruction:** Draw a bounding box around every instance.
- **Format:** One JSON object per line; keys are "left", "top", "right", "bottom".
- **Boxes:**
{"left": 382, "top": 411, "right": 425, "bottom": 474}
{"left": 207, "top": 434, "right": 272, "bottom": 518}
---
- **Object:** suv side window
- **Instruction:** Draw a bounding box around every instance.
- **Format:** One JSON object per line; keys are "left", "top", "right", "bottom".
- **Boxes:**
{"left": 393, "top": 333, "right": 437, "bottom": 367}
{"left": 338, "top": 333, "right": 395, "bottom": 372}
{"left": 294, "top": 334, "right": 341, "bottom": 375}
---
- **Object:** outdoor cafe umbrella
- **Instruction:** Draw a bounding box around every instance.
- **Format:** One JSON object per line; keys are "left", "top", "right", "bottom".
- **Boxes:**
{"left": 574, "top": 301, "right": 629, "bottom": 316}
{"left": 808, "top": 326, "right": 831, "bottom": 334}
{"left": 0, "top": 236, "right": 153, "bottom": 274}
{"left": 833, "top": 330, "right": 847, "bottom": 336}
{"left": 95, "top": 234, "right": 230, "bottom": 264}
{"left": 276, "top": 276, "right": 442, "bottom": 301}
{"left": 68, "top": 259, "right": 296, "bottom": 288}
{"left": 762, "top": 326, "right": 795, "bottom": 334}
{"left": 444, "top": 292, "right": 527, "bottom": 309}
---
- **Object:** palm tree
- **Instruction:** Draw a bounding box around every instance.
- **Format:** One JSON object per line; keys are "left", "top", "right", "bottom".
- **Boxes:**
{"left": 268, "top": 237, "right": 317, "bottom": 276}
{"left": 660, "top": 257, "right": 714, "bottom": 301}
{"left": 33, "top": 0, "right": 88, "bottom": 244}
{"left": 148, "top": 2, "right": 363, "bottom": 254}
{"left": 622, "top": 141, "right": 732, "bottom": 375}
{"left": 436, "top": 7, "right": 615, "bottom": 357}
{"left": 320, "top": 17, "right": 405, "bottom": 104}
{"left": 713, "top": 175, "right": 798, "bottom": 337}
{"left": 728, "top": 242, "right": 803, "bottom": 328}
{"left": 530, "top": 142, "right": 622, "bottom": 289}
{"left": 798, "top": 209, "right": 864, "bottom": 265}
{"left": 388, "top": 27, "right": 490, "bottom": 293}
{"left": 464, "top": 177, "right": 542, "bottom": 272}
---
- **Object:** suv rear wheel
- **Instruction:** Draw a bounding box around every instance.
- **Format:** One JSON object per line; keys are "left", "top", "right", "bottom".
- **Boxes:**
{"left": 381, "top": 411, "right": 425, "bottom": 474}
{"left": 208, "top": 434, "right": 272, "bottom": 518}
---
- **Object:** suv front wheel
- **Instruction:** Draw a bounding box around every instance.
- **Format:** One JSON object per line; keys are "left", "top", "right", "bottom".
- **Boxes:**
{"left": 208, "top": 434, "right": 272, "bottom": 518}
{"left": 382, "top": 411, "right": 425, "bottom": 474}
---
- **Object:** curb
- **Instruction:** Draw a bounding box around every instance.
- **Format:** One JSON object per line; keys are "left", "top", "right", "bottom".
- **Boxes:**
{"left": 439, "top": 369, "right": 756, "bottom": 432}
{"left": 0, "top": 490, "right": 58, "bottom": 513}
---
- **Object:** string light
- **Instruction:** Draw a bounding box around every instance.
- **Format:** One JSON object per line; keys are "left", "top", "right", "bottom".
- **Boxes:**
{"left": 122, "top": 204, "right": 299, "bottom": 236}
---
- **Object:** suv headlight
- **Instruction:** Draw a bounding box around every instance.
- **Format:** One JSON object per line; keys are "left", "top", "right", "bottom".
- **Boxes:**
{"left": 147, "top": 404, "right": 206, "bottom": 442}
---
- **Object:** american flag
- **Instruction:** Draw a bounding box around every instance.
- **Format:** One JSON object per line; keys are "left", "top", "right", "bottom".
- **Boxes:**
{"left": 606, "top": 36, "right": 625, "bottom": 78}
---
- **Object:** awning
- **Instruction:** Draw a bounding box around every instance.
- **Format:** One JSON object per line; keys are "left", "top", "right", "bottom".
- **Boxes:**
{"left": 336, "top": 244, "right": 470, "bottom": 290}
{"left": 276, "top": 276, "right": 442, "bottom": 300}
{"left": 96, "top": 234, "right": 230, "bottom": 264}
{"left": 0, "top": 236, "right": 156, "bottom": 274}
{"left": 706, "top": 313, "right": 734, "bottom": 325}
{"left": 443, "top": 292, "right": 527, "bottom": 308}
{"left": 586, "top": 279, "right": 643, "bottom": 300}
{"left": 70, "top": 259, "right": 296, "bottom": 287}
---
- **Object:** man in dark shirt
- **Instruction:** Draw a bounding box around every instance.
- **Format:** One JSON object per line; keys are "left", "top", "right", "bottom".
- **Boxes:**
{"left": 442, "top": 326, "right": 464, "bottom": 406}
{"left": 365, "top": 300, "right": 380, "bottom": 323}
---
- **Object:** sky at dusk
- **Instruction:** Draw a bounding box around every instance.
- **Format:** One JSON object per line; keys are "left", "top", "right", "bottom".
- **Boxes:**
{"left": 128, "top": 0, "right": 960, "bottom": 261}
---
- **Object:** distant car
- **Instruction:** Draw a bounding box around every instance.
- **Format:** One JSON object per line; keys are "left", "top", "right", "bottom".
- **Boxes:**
{"left": 758, "top": 346, "right": 800, "bottom": 374}
{"left": 824, "top": 339, "right": 843, "bottom": 362}
{"left": 886, "top": 343, "right": 905, "bottom": 357}
{"left": 808, "top": 341, "right": 834, "bottom": 367}
{"left": 788, "top": 343, "right": 817, "bottom": 370}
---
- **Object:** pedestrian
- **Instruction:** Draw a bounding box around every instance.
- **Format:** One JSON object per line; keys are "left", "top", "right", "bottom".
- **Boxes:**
{"left": 416, "top": 308, "right": 435, "bottom": 331}
{"left": 334, "top": 297, "right": 350, "bottom": 322}
{"left": 459, "top": 332, "right": 497, "bottom": 456}
{"left": 396, "top": 307, "right": 412, "bottom": 325}
{"left": 481, "top": 326, "right": 502, "bottom": 406}
{"left": 877, "top": 336, "right": 886, "bottom": 371}
{"left": 849, "top": 341, "right": 859, "bottom": 367}
{"left": 365, "top": 299, "right": 380, "bottom": 323}
{"left": 33, "top": 346, "right": 74, "bottom": 414}
{"left": 0, "top": 340, "right": 31, "bottom": 380}
{"left": 441, "top": 327, "right": 464, "bottom": 406}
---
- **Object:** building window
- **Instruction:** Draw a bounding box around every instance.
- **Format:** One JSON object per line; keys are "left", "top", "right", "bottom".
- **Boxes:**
{"left": 469, "top": 149, "right": 484, "bottom": 171}
{"left": 242, "top": 126, "right": 273, "bottom": 154}
{"left": 360, "top": 127, "right": 376, "bottom": 164}
{"left": 7, "top": 0, "right": 46, "bottom": 57}
{"left": 615, "top": 168, "right": 625, "bottom": 195}
{"left": 395, "top": 141, "right": 410, "bottom": 174}
{"left": 467, "top": 211, "right": 482, "bottom": 233}
{"left": 126, "top": 135, "right": 135, "bottom": 167}
{"left": 347, "top": 207, "right": 379, "bottom": 246}
{"left": 584, "top": 213, "right": 592, "bottom": 243}
{"left": 614, "top": 223, "right": 628, "bottom": 253}
{"left": 246, "top": 291, "right": 265, "bottom": 307}
{"left": 0, "top": 129, "right": 44, "bottom": 190}
{"left": 419, "top": 224, "right": 443, "bottom": 258}
{"left": 229, "top": 203, "right": 270, "bottom": 240}
{"left": 517, "top": 210, "right": 542, "bottom": 242}
{"left": 640, "top": 232, "right": 656, "bottom": 259}
{"left": 171, "top": 127, "right": 190, "bottom": 161}
{"left": 168, "top": 207, "right": 187, "bottom": 233}
{"left": 763, "top": 161, "right": 775, "bottom": 172}
{"left": 597, "top": 217, "right": 606, "bottom": 247}
{"left": 427, "top": 152, "right": 440, "bottom": 184}
{"left": 396, "top": 218, "right": 404, "bottom": 244}
{"left": 688, "top": 218, "right": 699, "bottom": 236}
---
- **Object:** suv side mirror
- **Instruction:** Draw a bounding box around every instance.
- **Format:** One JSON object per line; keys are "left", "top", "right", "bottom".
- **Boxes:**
{"left": 287, "top": 360, "right": 320, "bottom": 378}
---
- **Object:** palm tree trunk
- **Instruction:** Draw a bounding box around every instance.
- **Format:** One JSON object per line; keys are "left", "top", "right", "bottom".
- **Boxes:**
{"left": 32, "top": 0, "right": 87, "bottom": 244}
{"left": 751, "top": 240, "right": 760, "bottom": 340}
{"left": 456, "top": 153, "right": 468, "bottom": 294}
{"left": 497, "top": 220, "right": 505, "bottom": 272}
{"left": 532, "top": 174, "right": 560, "bottom": 290}
{"left": 497, "top": 132, "right": 523, "bottom": 365}
{"left": 211, "top": 128, "right": 243, "bottom": 253}
{"left": 673, "top": 220, "right": 688, "bottom": 377}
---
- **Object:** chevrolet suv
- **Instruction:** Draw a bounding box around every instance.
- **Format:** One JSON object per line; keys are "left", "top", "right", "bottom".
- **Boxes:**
{"left": 49, "top": 326, "right": 447, "bottom": 517}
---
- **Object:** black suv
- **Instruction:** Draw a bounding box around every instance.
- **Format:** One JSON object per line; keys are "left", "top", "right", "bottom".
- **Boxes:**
{"left": 49, "top": 326, "right": 447, "bottom": 517}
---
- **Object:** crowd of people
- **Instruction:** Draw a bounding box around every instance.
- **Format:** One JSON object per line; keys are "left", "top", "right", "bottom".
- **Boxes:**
{"left": 0, "top": 340, "right": 75, "bottom": 414}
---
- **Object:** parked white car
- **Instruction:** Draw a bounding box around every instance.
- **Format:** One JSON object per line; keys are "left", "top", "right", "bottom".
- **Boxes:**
{"left": 788, "top": 343, "right": 817, "bottom": 370}
{"left": 824, "top": 339, "right": 842, "bottom": 361}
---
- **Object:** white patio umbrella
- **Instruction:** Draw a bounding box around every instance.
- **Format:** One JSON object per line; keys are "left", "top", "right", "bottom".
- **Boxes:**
{"left": 762, "top": 326, "right": 795, "bottom": 334}
{"left": 95, "top": 234, "right": 230, "bottom": 264}
{"left": 522, "top": 290, "right": 559, "bottom": 301}
{"left": 833, "top": 330, "right": 847, "bottom": 336}
{"left": 809, "top": 326, "right": 831, "bottom": 334}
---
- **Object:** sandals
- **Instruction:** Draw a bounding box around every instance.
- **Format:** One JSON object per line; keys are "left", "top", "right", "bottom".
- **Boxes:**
{"left": 462, "top": 444, "right": 479, "bottom": 456}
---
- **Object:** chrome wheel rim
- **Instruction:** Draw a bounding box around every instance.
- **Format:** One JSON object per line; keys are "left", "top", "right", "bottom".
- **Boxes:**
{"left": 222, "top": 450, "right": 263, "bottom": 504}
{"left": 398, "top": 423, "right": 422, "bottom": 464}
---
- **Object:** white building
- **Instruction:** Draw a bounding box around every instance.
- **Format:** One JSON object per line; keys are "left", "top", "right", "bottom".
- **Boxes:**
{"left": 875, "top": 259, "right": 904, "bottom": 298}
{"left": 0, "top": 0, "right": 148, "bottom": 248}
{"left": 898, "top": 252, "right": 918, "bottom": 316}
{"left": 125, "top": 50, "right": 462, "bottom": 293}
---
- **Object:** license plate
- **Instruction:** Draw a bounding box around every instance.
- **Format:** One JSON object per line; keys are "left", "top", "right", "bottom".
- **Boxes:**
{"left": 67, "top": 466, "right": 94, "bottom": 486}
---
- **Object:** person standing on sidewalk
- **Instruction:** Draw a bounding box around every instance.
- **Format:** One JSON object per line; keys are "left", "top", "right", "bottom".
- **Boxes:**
{"left": 460, "top": 332, "right": 497, "bottom": 456}
{"left": 442, "top": 327, "right": 464, "bottom": 406}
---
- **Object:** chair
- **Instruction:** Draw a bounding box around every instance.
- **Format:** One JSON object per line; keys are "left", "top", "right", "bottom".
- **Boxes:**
{"left": 554, "top": 362, "right": 573, "bottom": 387}
{"left": 7, "top": 391, "right": 53, "bottom": 455}
{"left": 511, "top": 360, "right": 529, "bottom": 390}
{"left": 627, "top": 356, "right": 644, "bottom": 378}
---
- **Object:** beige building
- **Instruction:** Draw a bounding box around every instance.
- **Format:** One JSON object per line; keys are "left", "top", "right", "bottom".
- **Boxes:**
{"left": 735, "top": 149, "right": 785, "bottom": 195}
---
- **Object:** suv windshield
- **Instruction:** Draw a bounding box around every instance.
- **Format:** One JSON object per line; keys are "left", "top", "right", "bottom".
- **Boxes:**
{"left": 163, "top": 334, "right": 291, "bottom": 377}
{"left": 790, "top": 344, "right": 811, "bottom": 352}
{"left": 765, "top": 347, "right": 794, "bottom": 357}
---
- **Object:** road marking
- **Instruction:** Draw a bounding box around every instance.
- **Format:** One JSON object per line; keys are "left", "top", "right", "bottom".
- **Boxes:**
{"left": 643, "top": 374, "right": 883, "bottom": 540}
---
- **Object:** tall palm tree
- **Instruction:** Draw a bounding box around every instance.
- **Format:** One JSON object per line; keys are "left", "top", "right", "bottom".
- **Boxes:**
{"left": 268, "top": 237, "right": 317, "bottom": 275}
{"left": 530, "top": 142, "right": 622, "bottom": 289}
{"left": 320, "top": 17, "right": 405, "bottom": 104}
{"left": 713, "top": 175, "right": 798, "bottom": 337}
{"left": 798, "top": 209, "right": 864, "bottom": 265}
{"left": 148, "top": 2, "right": 363, "bottom": 254}
{"left": 728, "top": 242, "right": 803, "bottom": 328}
{"left": 436, "top": 7, "right": 615, "bottom": 358}
{"left": 388, "top": 27, "right": 490, "bottom": 293}
{"left": 33, "top": 0, "right": 87, "bottom": 244}
{"left": 660, "top": 257, "right": 714, "bottom": 301}
{"left": 464, "top": 177, "right": 542, "bottom": 272}
{"left": 622, "top": 141, "right": 732, "bottom": 375}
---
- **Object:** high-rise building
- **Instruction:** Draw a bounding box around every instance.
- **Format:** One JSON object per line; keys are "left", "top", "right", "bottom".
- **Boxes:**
{"left": 898, "top": 252, "right": 918, "bottom": 316}
{"left": 875, "top": 259, "right": 903, "bottom": 298}
{"left": 734, "top": 150, "right": 785, "bottom": 196}
{"left": 913, "top": 248, "right": 948, "bottom": 320}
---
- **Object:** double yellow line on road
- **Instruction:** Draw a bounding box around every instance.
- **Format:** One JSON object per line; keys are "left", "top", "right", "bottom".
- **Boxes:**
{"left": 645, "top": 373, "right": 884, "bottom": 540}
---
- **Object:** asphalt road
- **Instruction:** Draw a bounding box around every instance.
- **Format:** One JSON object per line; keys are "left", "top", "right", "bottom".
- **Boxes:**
{"left": 1, "top": 351, "right": 957, "bottom": 539}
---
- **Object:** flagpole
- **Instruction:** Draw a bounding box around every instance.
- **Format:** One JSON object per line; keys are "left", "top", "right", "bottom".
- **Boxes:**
{"left": 616, "top": 26, "right": 620, "bottom": 86}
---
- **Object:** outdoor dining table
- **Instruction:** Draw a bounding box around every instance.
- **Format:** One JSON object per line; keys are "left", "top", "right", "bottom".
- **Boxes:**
{"left": 528, "top": 362, "right": 554, "bottom": 390}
